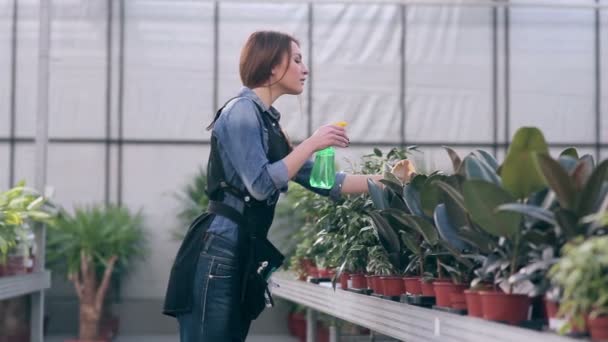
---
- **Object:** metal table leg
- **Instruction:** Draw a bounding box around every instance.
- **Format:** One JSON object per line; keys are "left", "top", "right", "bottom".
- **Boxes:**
{"left": 306, "top": 308, "right": 318, "bottom": 342}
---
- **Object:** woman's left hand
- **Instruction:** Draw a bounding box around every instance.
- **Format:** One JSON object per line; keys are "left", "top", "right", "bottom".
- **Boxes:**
{"left": 391, "top": 159, "right": 416, "bottom": 182}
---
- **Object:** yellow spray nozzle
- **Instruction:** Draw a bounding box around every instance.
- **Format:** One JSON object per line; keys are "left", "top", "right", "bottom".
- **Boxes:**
{"left": 334, "top": 121, "right": 348, "bottom": 128}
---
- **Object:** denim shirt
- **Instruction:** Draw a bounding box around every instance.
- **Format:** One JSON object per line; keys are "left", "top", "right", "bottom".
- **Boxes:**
{"left": 206, "top": 87, "right": 346, "bottom": 243}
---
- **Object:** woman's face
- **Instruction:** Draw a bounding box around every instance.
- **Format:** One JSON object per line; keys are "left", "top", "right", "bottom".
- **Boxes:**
{"left": 272, "top": 41, "right": 308, "bottom": 95}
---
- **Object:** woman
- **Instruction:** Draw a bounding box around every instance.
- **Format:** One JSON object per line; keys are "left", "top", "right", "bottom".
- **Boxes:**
{"left": 163, "top": 30, "right": 415, "bottom": 342}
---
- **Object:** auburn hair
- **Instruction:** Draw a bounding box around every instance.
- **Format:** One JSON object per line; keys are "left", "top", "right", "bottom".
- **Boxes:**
{"left": 239, "top": 31, "right": 300, "bottom": 88}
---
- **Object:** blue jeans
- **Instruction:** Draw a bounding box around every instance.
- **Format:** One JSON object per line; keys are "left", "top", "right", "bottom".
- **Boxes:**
{"left": 177, "top": 232, "right": 251, "bottom": 341}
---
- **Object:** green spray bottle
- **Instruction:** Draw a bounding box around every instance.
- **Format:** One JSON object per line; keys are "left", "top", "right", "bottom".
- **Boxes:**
{"left": 310, "top": 121, "right": 348, "bottom": 189}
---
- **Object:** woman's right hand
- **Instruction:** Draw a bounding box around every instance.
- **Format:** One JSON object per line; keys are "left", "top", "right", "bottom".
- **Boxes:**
{"left": 307, "top": 124, "right": 350, "bottom": 151}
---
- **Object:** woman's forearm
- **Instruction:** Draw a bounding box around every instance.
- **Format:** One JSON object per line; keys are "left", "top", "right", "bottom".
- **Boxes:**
{"left": 341, "top": 174, "right": 384, "bottom": 194}
{"left": 282, "top": 139, "right": 317, "bottom": 180}
{"left": 341, "top": 159, "right": 415, "bottom": 194}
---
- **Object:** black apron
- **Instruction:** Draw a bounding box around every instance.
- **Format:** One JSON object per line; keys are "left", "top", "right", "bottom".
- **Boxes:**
{"left": 163, "top": 97, "right": 291, "bottom": 320}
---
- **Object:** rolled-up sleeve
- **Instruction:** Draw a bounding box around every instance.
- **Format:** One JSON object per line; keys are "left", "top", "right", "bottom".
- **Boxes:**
{"left": 293, "top": 159, "right": 345, "bottom": 201}
{"left": 214, "top": 99, "right": 289, "bottom": 201}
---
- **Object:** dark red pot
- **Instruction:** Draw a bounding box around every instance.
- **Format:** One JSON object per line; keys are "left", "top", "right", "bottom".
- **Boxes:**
{"left": 544, "top": 299, "right": 559, "bottom": 318}
{"left": 403, "top": 277, "right": 422, "bottom": 295}
{"left": 450, "top": 292, "right": 467, "bottom": 310}
{"left": 288, "top": 312, "right": 306, "bottom": 339}
{"left": 339, "top": 272, "right": 350, "bottom": 289}
{"left": 372, "top": 275, "right": 384, "bottom": 295}
{"left": 588, "top": 315, "right": 608, "bottom": 341}
{"left": 464, "top": 290, "right": 483, "bottom": 317}
{"left": 350, "top": 273, "right": 367, "bottom": 289}
{"left": 479, "top": 291, "right": 531, "bottom": 325}
{"left": 433, "top": 282, "right": 467, "bottom": 308}
{"left": 380, "top": 276, "right": 405, "bottom": 296}
{"left": 365, "top": 275, "right": 374, "bottom": 291}
{"left": 420, "top": 279, "right": 436, "bottom": 297}
{"left": 318, "top": 268, "right": 331, "bottom": 278}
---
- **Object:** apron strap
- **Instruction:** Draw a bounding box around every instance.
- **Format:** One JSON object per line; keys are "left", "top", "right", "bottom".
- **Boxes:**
{"left": 207, "top": 200, "right": 246, "bottom": 227}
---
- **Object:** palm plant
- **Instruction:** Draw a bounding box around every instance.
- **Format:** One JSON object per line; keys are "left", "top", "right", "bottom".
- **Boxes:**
{"left": 47, "top": 205, "right": 147, "bottom": 341}
{"left": 173, "top": 167, "right": 209, "bottom": 240}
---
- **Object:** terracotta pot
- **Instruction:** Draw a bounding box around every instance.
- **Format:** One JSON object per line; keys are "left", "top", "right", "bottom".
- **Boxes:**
{"left": 544, "top": 298, "right": 559, "bottom": 318}
{"left": 420, "top": 279, "right": 436, "bottom": 297}
{"left": 403, "top": 277, "right": 422, "bottom": 295}
{"left": 368, "top": 275, "right": 379, "bottom": 294}
{"left": 450, "top": 292, "right": 467, "bottom": 310}
{"left": 433, "top": 282, "right": 467, "bottom": 308}
{"left": 365, "top": 275, "right": 374, "bottom": 290}
{"left": 588, "top": 315, "right": 608, "bottom": 341}
{"left": 288, "top": 312, "right": 306, "bottom": 338}
{"left": 0, "top": 330, "right": 28, "bottom": 342}
{"left": 318, "top": 268, "right": 331, "bottom": 278}
{"left": 288, "top": 312, "right": 329, "bottom": 342}
{"left": 350, "top": 273, "right": 367, "bottom": 289}
{"left": 479, "top": 291, "right": 531, "bottom": 325}
{"left": 99, "top": 315, "right": 119, "bottom": 341}
{"left": 464, "top": 290, "right": 483, "bottom": 317}
{"left": 0, "top": 256, "right": 28, "bottom": 276}
{"left": 339, "top": 272, "right": 350, "bottom": 289}
{"left": 374, "top": 276, "right": 384, "bottom": 294}
{"left": 380, "top": 276, "right": 405, "bottom": 296}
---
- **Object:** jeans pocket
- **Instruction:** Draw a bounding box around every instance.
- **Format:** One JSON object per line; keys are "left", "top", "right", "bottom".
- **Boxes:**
{"left": 207, "top": 255, "right": 237, "bottom": 280}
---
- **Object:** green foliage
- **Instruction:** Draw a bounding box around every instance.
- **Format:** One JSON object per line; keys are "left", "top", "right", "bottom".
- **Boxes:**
{"left": 0, "top": 181, "right": 56, "bottom": 263}
{"left": 285, "top": 147, "right": 409, "bottom": 279}
{"left": 47, "top": 205, "right": 147, "bottom": 285}
{"left": 173, "top": 167, "right": 209, "bottom": 240}
{"left": 500, "top": 127, "right": 549, "bottom": 199}
{"left": 549, "top": 236, "right": 608, "bottom": 333}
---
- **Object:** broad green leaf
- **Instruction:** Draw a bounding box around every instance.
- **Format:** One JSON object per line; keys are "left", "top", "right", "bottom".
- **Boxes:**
{"left": 500, "top": 127, "right": 549, "bottom": 199}
{"left": 434, "top": 180, "right": 466, "bottom": 212}
{"left": 463, "top": 154, "right": 501, "bottom": 185}
{"left": 379, "top": 178, "right": 404, "bottom": 197}
{"left": 387, "top": 211, "right": 438, "bottom": 246}
{"left": 443, "top": 146, "right": 462, "bottom": 174}
{"left": 367, "top": 211, "right": 400, "bottom": 254}
{"left": 463, "top": 180, "right": 521, "bottom": 238}
{"left": 577, "top": 159, "right": 608, "bottom": 216}
{"left": 537, "top": 154, "right": 577, "bottom": 210}
{"left": 572, "top": 155, "right": 595, "bottom": 191}
{"left": 367, "top": 179, "right": 388, "bottom": 210}
{"left": 474, "top": 149, "right": 500, "bottom": 171}
{"left": 557, "top": 155, "right": 578, "bottom": 174}
{"left": 420, "top": 174, "right": 445, "bottom": 217}
{"left": 410, "top": 174, "right": 428, "bottom": 190}
{"left": 403, "top": 184, "right": 425, "bottom": 217}
{"left": 399, "top": 230, "right": 420, "bottom": 255}
{"left": 555, "top": 208, "right": 579, "bottom": 239}
{"left": 433, "top": 204, "right": 469, "bottom": 251}
{"left": 442, "top": 176, "right": 469, "bottom": 229}
{"left": 559, "top": 147, "right": 579, "bottom": 159}
{"left": 459, "top": 227, "right": 493, "bottom": 254}
{"left": 496, "top": 203, "right": 557, "bottom": 226}
{"left": 389, "top": 195, "right": 408, "bottom": 212}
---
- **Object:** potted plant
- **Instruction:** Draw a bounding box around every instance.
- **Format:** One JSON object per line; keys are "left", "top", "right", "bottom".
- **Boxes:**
{"left": 47, "top": 205, "right": 147, "bottom": 342}
{"left": 0, "top": 182, "right": 56, "bottom": 342}
{"left": 0, "top": 182, "right": 56, "bottom": 275}
{"left": 549, "top": 236, "right": 608, "bottom": 341}
{"left": 498, "top": 148, "right": 608, "bottom": 328}
{"left": 432, "top": 128, "right": 554, "bottom": 324}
